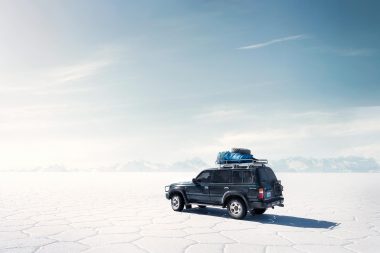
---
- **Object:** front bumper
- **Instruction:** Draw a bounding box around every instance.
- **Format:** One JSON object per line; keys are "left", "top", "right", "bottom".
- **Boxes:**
{"left": 165, "top": 185, "right": 170, "bottom": 199}
{"left": 249, "top": 197, "right": 284, "bottom": 209}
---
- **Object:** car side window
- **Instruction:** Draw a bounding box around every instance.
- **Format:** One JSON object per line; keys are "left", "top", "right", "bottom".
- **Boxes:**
{"left": 212, "top": 170, "right": 231, "bottom": 183}
{"left": 232, "top": 171, "right": 253, "bottom": 184}
{"left": 196, "top": 171, "right": 211, "bottom": 183}
{"left": 242, "top": 171, "right": 253, "bottom": 183}
{"left": 232, "top": 171, "right": 243, "bottom": 183}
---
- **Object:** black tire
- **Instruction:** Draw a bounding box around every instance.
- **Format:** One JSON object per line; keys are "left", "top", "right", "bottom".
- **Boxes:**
{"left": 198, "top": 205, "right": 206, "bottom": 208}
{"left": 227, "top": 198, "right": 247, "bottom": 219}
{"left": 171, "top": 194, "right": 184, "bottom": 211}
{"left": 231, "top": 148, "right": 251, "bottom": 155}
{"left": 249, "top": 208, "right": 267, "bottom": 216}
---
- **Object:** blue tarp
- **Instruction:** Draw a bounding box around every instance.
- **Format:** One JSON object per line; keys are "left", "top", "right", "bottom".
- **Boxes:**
{"left": 216, "top": 151, "right": 255, "bottom": 164}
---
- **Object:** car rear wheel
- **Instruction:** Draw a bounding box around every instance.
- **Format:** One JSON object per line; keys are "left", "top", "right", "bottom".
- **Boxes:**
{"left": 249, "top": 208, "right": 267, "bottom": 215}
{"left": 227, "top": 198, "right": 247, "bottom": 219}
{"left": 171, "top": 194, "right": 184, "bottom": 211}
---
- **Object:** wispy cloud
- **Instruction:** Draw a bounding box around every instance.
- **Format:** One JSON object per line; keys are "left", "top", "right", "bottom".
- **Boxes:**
{"left": 0, "top": 58, "right": 113, "bottom": 94}
{"left": 220, "top": 111, "right": 380, "bottom": 144}
{"left": 332, "top": 48, "right": 376, "bottom": 57}
{"left": 0, "top": 43, "right": 125, "bottom": 95}
{"left": 311, "top": 46, "right": 377, "bottom": 57}
{"left": 237, "top": 34, "right": 307, "bottom": 50}
{"left": 184, "top": 106, "right": 380, "bottom": 162}
{"left": 49, "top": 60, "right": 112, "bottom": 84}
{"left": 195, "top": 108, "right": 244, "bottom": 121}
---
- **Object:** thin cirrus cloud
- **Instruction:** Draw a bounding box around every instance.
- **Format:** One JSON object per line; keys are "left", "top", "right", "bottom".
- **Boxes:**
{"left": 0, "top": 58, "right": 113, "bottom": 94}
{"left": 333, "top": 48, "right": 377, "bottom": 57}
{"left": 194, "top": 108, "right": 245, "bottom": 120}
{"left": 237, "top": 34, "right": 308, "bottom": 50}
{"left": 0, "top": 44, "right": 120, "bottom": 94}
{"left": 49, "top": 60, "right": 112, "bottom": 84}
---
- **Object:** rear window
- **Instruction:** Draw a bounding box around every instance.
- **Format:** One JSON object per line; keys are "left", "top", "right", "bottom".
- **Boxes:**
{"left": 257, "top": 167, "right": 277, "bottom": 184}
{"left": 212, "top": 170, "right": 231, "bottom": 183}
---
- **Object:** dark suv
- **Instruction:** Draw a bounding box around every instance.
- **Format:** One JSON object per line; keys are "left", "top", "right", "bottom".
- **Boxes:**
{"left": 165, "top": 166, "right": 284, "bottom": 219}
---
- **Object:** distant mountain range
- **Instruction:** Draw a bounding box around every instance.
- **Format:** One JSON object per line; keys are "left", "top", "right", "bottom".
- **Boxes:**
{"left": 2, "top": 156, "right": 379, "bottom": 172}
{"left": 269, "top": 156, "right": 380, "bottom": 172}
{"left": 23, "top": 158, "right": 210, "bottom": 172}
{"left": 91, "top": 158, "right": 210, "bottom": 172}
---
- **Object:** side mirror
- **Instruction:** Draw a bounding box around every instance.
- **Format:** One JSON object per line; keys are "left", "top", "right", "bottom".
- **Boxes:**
{"left": 192, "top": 178, "right": 199, "bottom": 184}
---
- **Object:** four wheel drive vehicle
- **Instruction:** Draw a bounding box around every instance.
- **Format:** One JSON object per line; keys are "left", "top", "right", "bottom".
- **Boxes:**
{"left": 165, "top": 164, "right": 284, "bottom": 219}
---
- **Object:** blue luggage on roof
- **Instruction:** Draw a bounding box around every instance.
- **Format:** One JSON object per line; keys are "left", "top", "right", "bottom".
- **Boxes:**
{"left": 216, "top": 151, "right": 255, "bottom": 164}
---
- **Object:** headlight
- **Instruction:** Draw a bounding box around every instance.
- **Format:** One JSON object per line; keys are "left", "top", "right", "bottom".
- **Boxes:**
{"left": 165, "top": 186, "right": 169, "bottom": 192}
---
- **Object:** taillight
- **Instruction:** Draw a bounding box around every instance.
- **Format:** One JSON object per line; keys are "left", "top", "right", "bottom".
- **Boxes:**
{"left": 258, "top": 188, "right": 264, "bottom": 200}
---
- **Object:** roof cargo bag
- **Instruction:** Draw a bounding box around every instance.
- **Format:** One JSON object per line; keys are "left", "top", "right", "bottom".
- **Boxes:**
{"left": 216, "top": 151, "right": 255, "bottom": 164}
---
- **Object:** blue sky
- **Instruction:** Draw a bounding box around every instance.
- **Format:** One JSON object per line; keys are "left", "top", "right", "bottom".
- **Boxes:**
{"left": 0, "top": 0, "right": 380, "bottom": 170}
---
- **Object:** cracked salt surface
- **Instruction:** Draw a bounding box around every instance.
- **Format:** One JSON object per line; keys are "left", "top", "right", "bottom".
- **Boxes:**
{"left": 0, "top": 172, "right": 379, "bottom": 253}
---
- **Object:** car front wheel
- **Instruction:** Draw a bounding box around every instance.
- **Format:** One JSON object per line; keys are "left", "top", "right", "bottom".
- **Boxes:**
{"left": 227, "top": 198, "right": 247, "bottom": 219}
{"left": 171, "top": 194, "right": 184, "bottom": 211}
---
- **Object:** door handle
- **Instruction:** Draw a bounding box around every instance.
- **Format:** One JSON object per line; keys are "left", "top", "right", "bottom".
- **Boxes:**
{"left": 204, "top": 186, "right": 209, "bottom": 189}
{"left": 224, "top": 187, "right": 229, "bottom": 190}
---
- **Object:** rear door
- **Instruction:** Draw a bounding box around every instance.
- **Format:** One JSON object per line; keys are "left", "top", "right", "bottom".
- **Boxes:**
{"left": 230, "top": 170, "right": 259, "bottom": 202}
{"left": 208, "top": 170, "right": 231, "bottom": 204}
{"left": 257, "top": 167, "right": 281, "bottom": 200}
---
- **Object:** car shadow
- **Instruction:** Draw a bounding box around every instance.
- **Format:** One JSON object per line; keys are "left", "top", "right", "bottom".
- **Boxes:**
{"left": 183, "top": 207, "right": 339, "bottom": 229}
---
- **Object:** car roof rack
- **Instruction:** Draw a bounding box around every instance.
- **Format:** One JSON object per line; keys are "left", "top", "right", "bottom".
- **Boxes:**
{"left": 217, "top": 159, "right": 268, "bottom": 169}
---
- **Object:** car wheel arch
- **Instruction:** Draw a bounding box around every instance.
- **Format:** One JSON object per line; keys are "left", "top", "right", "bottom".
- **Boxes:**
{"left": 169, "top": 189, "right": 188, "bottom": 204}
{"left": 222, "top": 191, "right": 249, "bottom": 208}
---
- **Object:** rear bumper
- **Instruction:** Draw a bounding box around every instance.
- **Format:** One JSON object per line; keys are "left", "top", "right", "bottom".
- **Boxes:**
{"left": 249, "top": 197, "right": 284, "bottom": 209}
